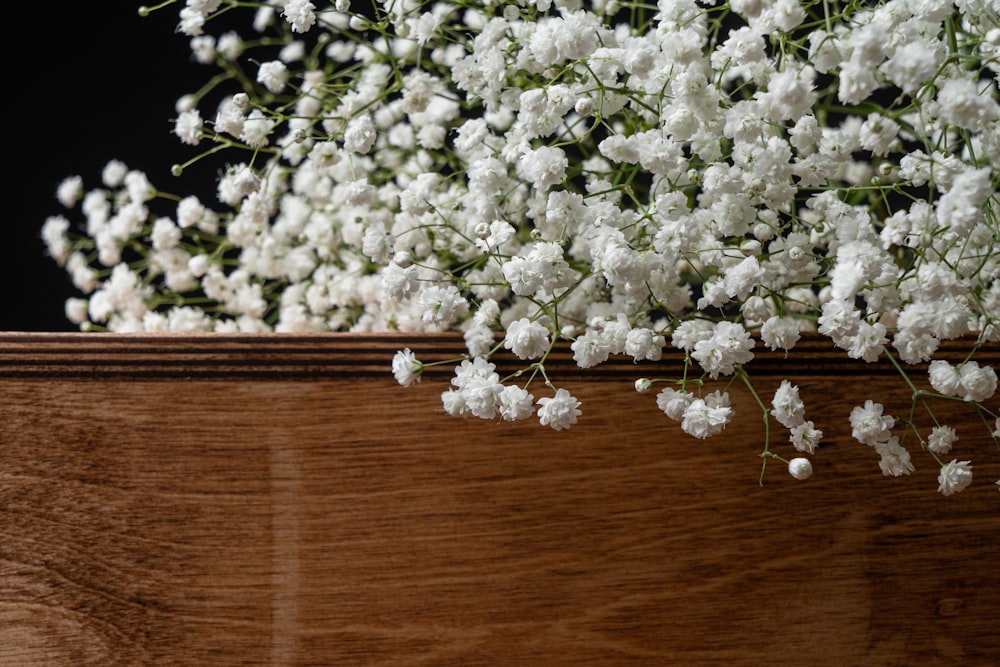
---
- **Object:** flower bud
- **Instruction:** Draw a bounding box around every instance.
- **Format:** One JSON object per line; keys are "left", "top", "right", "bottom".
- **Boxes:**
{"left": 753, "top": 222, "right": 775, "bottom": 241}
{"left": 788, "top": 457, "right": 813, "bottom": 480}
{"left": 634, "top": 378, "right": 653, "bottom": 393}
{"left": 575, "top": 97, "right": 595, "bottom": 116}
{"left": 175, "top": 94, "right": 197, "bottom": 113}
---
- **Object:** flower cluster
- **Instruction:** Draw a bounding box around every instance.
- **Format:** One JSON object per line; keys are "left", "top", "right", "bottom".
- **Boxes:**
{"left": 43, "top": 0, "right": 999, "bottom": 492}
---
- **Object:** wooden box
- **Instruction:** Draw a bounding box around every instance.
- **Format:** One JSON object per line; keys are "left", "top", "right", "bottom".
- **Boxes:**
{"left": 2, "top": 333, "right": 998, "bottom": 665}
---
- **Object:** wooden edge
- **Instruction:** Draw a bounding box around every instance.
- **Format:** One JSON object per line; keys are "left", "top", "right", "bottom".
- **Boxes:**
{"left": 0, "top": 332, "right": 992, "bottom": 379}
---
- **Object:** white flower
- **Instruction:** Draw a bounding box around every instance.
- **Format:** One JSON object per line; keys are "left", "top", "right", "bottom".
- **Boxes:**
{"left": 504, "top": 318, "right": 550, "bottom": 360}
{"left": 343, "top": 114, "right": 376, "bottom": 154}
{"left": 240, "top": 109, "right": 274, "bottom": 147}
{"left": 178, "top": 6, "right": 207, "bottom": 35}
{"left": 859, "top": 113, "right": 900, "bottom": 156}
{"left": 282, "top": 0, "right": 316, "bottom": 33}
{"left": 671, "top": 320, "right": 714, "bottom": 353}
{"left": 623, "top": 327, "right": 664, "bottom": 362}
{"left": 463, "top": 324, "right": 494, "bottom": 358}
{"left": 818, "top": 299, "right": 861, "bottom": 342}
{"left": 537, "top": 388, "right": 582, "bottom": 431}
{"left": 937, "top": 77, "right": 999, "bottom": 133}
{"left": 957, "top": 362, "right": 997, "bottom": 402}
{"left": 883, "top": 40, "right": 941, "bottom": 94}
{"left": 788, "top": 457, "right": 813, "bottom": 481}
{"left": 571, "top": 330, "right": 611, "bottom": 369}
{"left": 501, "top": 256, "right": 541, "bottom": 296}
{"left": 760, "top": 316, "right": 801, "bottom": 352}
{"left": 257, "top": 60, "right": 288, "bottom": 93}
{"left": 461, "top": 374, "right": 504, "bottom": 420}
{"left": 174, "top": 109, "right": 203, "bottom": 145}
{"left": 691, "top": 321, "right": 755, "bottom": 379}
{"left": 151, "top": 218, "right": 181, "bottom": 251}
{"left": 771, "top": 380, "right": 805, "bottom": 429}
{"left": 680, "top": 391, "right": 733, "bottom": 439}
{"left": 451, "top": 357, "right": 497, "bottom": 389}
{"left": 927, "top": 425, "right": 958, "bottom": 455}
{"left": 928, "top": 360, "right": 963, "bottom": 396}
{"left": 417, "top": 285, "right": 469, "bottom": 327}
{"left": 441, "top": 389, "right": 469, "bottom": 417}
{"left": 517, "top": 146, "right": 568, "bottom": 191}
{"left": 843, "top": 321, "right": 887, "bottom": 363}
{"left": 56, "top": 176, "right": 83, "bottom": 208}
{"left": 790, "top": 420, "right": 823, "bottom": 454}
{"left": 657, "top": 388, "right": 694, "bottom": 421}
{"left": 850, "top": 400, "right": 894, "bottom": 446}
{"left": 936, "top": 167, "right": 993, "bottom": 236}
{"left": 722, "top": 255, "right": 763, "bottom": 300}
{"left": 392, "top": 348, "right": 423, "bottom": 386}
{"left": 65, "top": 297, "right": 89, "bottom": 324}
{"left": 937, "top": 460, "right": 974, "bottom": 496}
{"left": 41, "top": 216, "right": 71, "bottom": 263}
{"left": 498, "top": 385, "right": 534, "bottom": 422}
{"left": 875, "top": 438, "right": 915, "bottom": 477}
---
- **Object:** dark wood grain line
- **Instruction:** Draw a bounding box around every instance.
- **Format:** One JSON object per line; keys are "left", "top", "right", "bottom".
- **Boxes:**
{"left": 0, "top": 332, "right": 993, "bottom": 379}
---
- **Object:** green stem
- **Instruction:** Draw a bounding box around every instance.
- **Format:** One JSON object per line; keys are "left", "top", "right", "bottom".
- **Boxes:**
{"left": 736, "top": 366, "right": 773, "bottom": 486}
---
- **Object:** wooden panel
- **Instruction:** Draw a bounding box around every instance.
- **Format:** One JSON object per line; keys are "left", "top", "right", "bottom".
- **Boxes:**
{"left": 1, "top": 333, "right": 998, "bottom": 665}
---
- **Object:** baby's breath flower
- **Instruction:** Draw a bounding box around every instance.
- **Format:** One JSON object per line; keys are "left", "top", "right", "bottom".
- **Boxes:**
{"left": 43, "top": 1, "right": 1000, "bottom": 492}
{"left": 691, "top": 322, "right": 755, "bottom": 379}
{"left": 681, "top": 391, "right": 733, "bottom": 439}
{"left": 537, "top": 388, "right": 582, "bottom": 431}
{"left": 174, "top": 109, "right": 203, "bottom": 146}
{"left": 771, "top": 380, "right": 805, "bottom": 429}
{"left": 927, "top": 425, "right": 958, "bottom": 455}
{"left": 850, "top": 401, "right": 895, "bottom": 446}
{"left": 282, "top": 0, "right": 316, "bottom": 33}
{"left": 257, "top": 60, "right": 289, "bottom": 93}
{"left": 937, "top": 460, "right": 974, "bottom": 496}
{"left": 790, "top": 421, "right": 823, "bottom": 455}
{"left": 498, "top": 385, "right": 535, "bottom": 422}
{"left": 504, "top": 318, "right": 550, "bottom": 361}
{"left": 56, "top": 176, "right": 83, "bottom": 208}
{"left": 875, "top": 437, "right": 915, "bottom": 478}
{"left": 392, "top": 348, "right": 423, "bottom": 387}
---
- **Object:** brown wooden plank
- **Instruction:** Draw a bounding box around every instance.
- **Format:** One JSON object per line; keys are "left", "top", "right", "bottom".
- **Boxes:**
{"left": 1, "top": 333, "right": 998, "bottom": 665}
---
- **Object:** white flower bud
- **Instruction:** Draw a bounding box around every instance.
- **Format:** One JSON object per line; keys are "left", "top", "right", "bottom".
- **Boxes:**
{"left": 575, "top": 97, "right": 595, "bottom": 116}
{"left": 753, "top": 222, "right": 776, "bottom": 241}
{"left": 188, "top": 254, "right": 211, "bottom": 277}
{"left": 788, "top": 457, "right": 813, "bottom": 480}
{"left": 175, "top": 94, "right": 197, "bottom": 113}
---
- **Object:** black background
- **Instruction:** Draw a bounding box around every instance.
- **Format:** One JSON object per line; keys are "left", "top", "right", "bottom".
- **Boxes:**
{"left": 5, "top": 3, "right": 217, "bottom": 330}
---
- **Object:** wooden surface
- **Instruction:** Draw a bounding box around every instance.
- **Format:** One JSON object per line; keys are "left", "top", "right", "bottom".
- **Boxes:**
{"left": 1, "top": 333, "right": 998, "bottom": 666}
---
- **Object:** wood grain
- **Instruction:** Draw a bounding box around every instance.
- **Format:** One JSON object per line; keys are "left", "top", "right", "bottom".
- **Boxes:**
{"left": 1, "top": 333, "right": 998, "bottom": 666}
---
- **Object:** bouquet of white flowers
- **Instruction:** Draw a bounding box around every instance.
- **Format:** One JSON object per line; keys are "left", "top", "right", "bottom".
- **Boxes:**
{"left": 43, "top": 0, "right": 999, "bottom": 492}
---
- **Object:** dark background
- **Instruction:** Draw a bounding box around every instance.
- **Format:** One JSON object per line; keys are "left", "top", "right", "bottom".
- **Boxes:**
{"left": 5, "top": 3, "right": 216, "bottom": 330}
